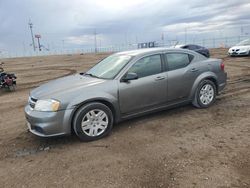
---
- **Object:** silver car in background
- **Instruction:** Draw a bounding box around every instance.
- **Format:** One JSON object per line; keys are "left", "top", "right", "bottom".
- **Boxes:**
{"left": 25, "top": 48, "right": 227, "bottom": 141}
{"left": 228, "top": 38, "right": 250, "bottom": 56}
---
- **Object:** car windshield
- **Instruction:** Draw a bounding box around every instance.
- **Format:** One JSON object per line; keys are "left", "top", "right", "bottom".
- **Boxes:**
{"left": 237, "top": 39, "right": 250, "bottom": 46}
{"left": 85, "top": 54, "right": 132, "bottom": 79}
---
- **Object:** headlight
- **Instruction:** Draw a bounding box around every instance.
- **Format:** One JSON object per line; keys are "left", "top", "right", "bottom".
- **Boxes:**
{"left": 34, "top": 99, "right": 60, "bottom": 112}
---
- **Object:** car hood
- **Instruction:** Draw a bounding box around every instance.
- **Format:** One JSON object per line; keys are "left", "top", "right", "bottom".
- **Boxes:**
{"left": 30, "top": 74, "right": 106, "bottom": 99}
{"left": 229, "top": 45, "right": 250, "bottom": 51}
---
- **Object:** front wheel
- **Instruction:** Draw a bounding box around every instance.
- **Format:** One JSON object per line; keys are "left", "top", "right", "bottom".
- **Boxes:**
{"left": 73, "top": 102, "right": 113, "bottom": 141}
{"left": 192, "top": 80, "right": 216, "bottom": 108}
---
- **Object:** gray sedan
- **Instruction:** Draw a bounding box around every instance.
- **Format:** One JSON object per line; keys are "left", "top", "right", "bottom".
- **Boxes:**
{"left": 25, "top": 48, "right": 227, "bottom": 141}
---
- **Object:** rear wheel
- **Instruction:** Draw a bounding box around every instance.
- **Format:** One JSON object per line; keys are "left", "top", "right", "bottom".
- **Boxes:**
{"left": 192, "top": 80, "right": 216, "bottom": 108}
{"left": 73, "top": 102, "right": 113, "bottom": 141}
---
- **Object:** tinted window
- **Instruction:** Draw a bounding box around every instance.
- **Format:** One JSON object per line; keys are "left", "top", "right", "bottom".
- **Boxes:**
{"left": 182, "top": 45, "right": 188, "bottom": 49}
{"left": 188, "top": 45, "right": 197, "bottom": 50}
{"left": 196, "top": 45, "right": 204, "bottom": 49}
{"left": 165, "top": 53, "right": 191, "bottom": 71}
{"left": 128, "top": 54, "right": 162, "bottom": 78}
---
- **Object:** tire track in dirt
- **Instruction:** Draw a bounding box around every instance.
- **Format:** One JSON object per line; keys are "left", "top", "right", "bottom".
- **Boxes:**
{"left": 0, "top": 68, "right": 77, "bottom": 95}
{"left": 219, "top": 88, "right": 250, "bottom": 99}
{"left": 6, "top": 66, "right": 79, "bottom": 73}
{"left": 18, "top": 68, "right": 76, "bottom": 90}
{"left": 222, "top": 58, "right": 250, "bottom": 98}
{"left": 211, "top": 56, "right": 250, "bottom": 99}
{"left": 228, "top": 76, "right": 250, "bottom": 84}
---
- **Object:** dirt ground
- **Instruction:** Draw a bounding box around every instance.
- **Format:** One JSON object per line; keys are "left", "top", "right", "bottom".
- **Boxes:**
{"left": 0, "top": 48, "right": 249, "bottom": 188}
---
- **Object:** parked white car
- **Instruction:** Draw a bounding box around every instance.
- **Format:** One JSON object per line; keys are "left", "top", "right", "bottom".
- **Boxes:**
{"left": 228, "top": 38, "right": 250, "bottom": 56}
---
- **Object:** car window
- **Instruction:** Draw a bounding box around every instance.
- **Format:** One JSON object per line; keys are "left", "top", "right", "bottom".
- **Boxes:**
{"left": 165, "top": 53, "right": 192, "bottom": 71}
{"left": 128, "top": 54, "right": 162, "bottom": 78}
{"left": 189, "top": 45, "right": 197, "bottom": 50}
{"left": 196, "top": 45, "right": 203, "bottom": 49}
{"left": 86, "top": 54, "right": 132, "bottom": 79}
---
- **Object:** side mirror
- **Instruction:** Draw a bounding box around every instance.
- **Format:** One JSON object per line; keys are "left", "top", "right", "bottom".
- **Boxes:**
{"left": 121, "top": 72, "right": 138, "bottom": 82}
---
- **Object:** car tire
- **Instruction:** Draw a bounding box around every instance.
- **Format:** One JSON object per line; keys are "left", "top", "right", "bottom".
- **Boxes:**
{"left": 73, "top": 102, "right": 114, "bottom": 142}
{"left": 192, "top": 80, "right": 216, "bottom": 108}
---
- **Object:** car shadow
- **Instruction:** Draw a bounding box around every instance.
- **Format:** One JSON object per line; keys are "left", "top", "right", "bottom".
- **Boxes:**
{"left": 112, "top": 104, "right": 195, "bottom": 132}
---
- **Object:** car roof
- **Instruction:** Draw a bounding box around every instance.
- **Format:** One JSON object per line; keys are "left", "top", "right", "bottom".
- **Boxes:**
{"left": 115, "top": 47, "right": 194, "bottom": 56}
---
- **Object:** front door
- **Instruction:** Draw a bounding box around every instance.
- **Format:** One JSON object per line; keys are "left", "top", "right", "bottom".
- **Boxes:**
{"left": 119, "top": 54, "right": 167, "bottom": 114}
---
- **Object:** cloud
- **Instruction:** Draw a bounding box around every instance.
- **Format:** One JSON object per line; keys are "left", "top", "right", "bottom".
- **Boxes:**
{"left": 65, "top": 34, "right": 106, "bottom": 46}
{"left": 0, "top": 0, "right": 250, "bottom": 54}
{"left": 162, "top": 1, "right": 250, "bottom": 38}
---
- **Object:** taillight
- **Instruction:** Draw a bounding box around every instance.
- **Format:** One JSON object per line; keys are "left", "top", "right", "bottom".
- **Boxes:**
{"left": 220, "top": 62, "right": 225, "bottom": 71}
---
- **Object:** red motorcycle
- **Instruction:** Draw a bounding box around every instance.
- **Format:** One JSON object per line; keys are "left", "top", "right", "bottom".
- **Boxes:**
{"left": 0, "top": 63, "right": 17, "bottom": 91}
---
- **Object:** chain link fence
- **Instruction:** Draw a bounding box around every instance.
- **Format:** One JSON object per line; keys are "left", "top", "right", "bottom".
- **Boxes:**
{"left": 0, "top": 35, "right": 249, "bottom": 59}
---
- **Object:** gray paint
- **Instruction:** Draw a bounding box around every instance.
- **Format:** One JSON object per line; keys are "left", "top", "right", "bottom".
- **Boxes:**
{"left": 25, "top": 48, "right": 227, "bottom": 137}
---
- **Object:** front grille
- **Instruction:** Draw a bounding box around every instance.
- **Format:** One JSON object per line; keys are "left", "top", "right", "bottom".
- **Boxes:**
{"left": 29, "top": 97, "right": 37, "bottom": 109}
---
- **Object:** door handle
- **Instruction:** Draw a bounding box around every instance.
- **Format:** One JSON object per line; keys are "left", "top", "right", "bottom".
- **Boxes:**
{"left": 155, "top": 76, "right": 165, "bottom": 81}
{"left": 190, "top": 68, "right": 199, "bottom": 72}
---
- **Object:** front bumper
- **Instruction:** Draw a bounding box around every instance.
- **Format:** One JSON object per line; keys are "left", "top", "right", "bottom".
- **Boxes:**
{"left": 228, "top": 51, "right": 249, "bottom": 56}
{"left": 24, "top": 105, "right": 74, "bottom": 137}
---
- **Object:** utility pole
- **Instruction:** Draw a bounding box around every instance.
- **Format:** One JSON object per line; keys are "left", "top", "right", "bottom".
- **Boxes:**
{"left": 62, "top": 40, "right": 65, "bottom": 51}
{"left": 94, "top": 29, "right": 97, "bottom": 53}
{"left": 161, "top": 32, "right": 165, "bottom": 46}
{"left": 185, "top": 27, "right": 187, "bottom": 44}
{"left": 241, "top": 26, "right": 244, "bottom": 36}
{"left": 135, "top": 35, "right": 138, "bottom": 44}
{"left": 28, "top": 20, "right": 36, "bottom": 51}
{"left": 99, "top": 38, "right": 101, "bottom": 49}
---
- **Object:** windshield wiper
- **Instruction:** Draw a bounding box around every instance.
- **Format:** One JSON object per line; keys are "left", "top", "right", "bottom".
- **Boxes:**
{"left": 80, "top": 72, "right": 100, "bottom": 78}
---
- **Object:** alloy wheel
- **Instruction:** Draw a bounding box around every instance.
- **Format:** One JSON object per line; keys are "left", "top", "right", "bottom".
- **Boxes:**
{"left": 81, "top": 109, "right": 109, "bottom": 137}
{"left": 199, "top": 84, "right": 215, "bottom": 105}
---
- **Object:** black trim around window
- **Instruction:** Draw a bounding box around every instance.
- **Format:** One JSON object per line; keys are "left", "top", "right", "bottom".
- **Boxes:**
{"left": 122, "top": 53, "right": 164, "bottom": 80}
{"left": 164, "top": 52, "right": 194, "bottom": 71}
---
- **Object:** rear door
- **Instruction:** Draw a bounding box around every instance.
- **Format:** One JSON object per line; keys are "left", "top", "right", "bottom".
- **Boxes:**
{"left": 118, "top": 54, "right": 167, "bottom": 114}
{"left": 164, "top": 52, "right": 200, "bottom": 102}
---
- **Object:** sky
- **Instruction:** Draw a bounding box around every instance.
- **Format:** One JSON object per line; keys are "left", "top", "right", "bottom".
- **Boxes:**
{"left": 0, "top": 0, "right": 250, "bottom": 55}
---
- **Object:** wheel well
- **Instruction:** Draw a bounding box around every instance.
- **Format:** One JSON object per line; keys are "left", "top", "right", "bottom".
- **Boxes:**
{"left": 70, "top": 99, "right": 116, "bottom": 134}
{"left": 206, "top": 77, "right": 218, "bottom": 93}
